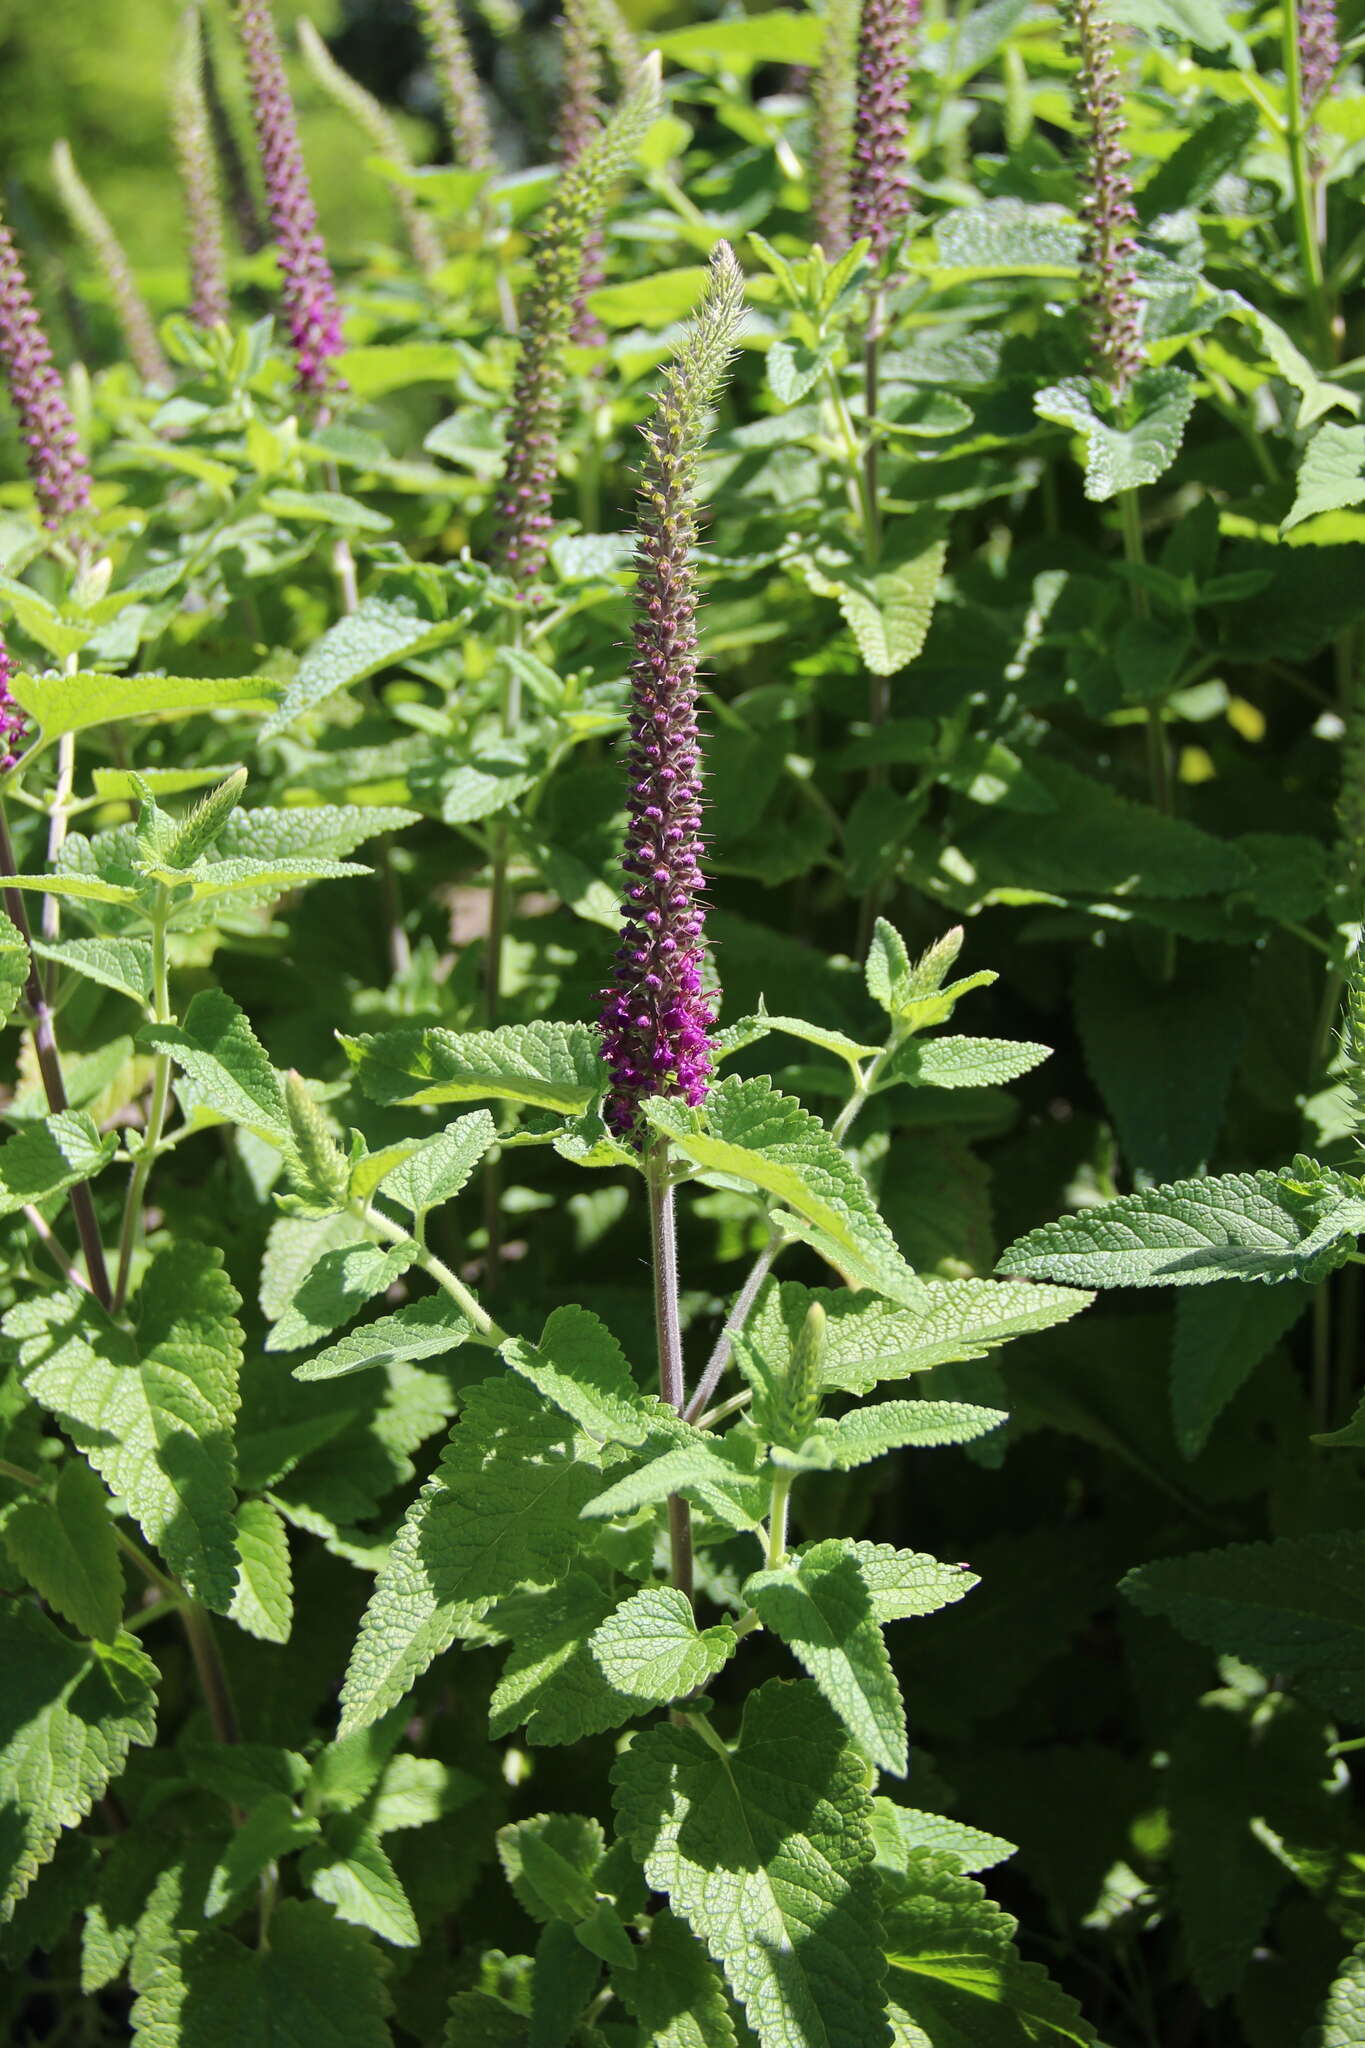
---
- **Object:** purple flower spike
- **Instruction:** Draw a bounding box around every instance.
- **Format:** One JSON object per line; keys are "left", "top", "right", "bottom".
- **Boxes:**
{"left": 1067, "top": 0, "right": 1142, "bottom": 397}
{"left": 810, "top": 0, "right": 858, "bottom": 258}
{"left": 849, "top": 0, "right": 918, "bottom": 263}
{"left": 1300, "top": 0, "right": 1340, "bottom": 115}
{"left": 233, "top": 0, "right": 345, "bottom": 399}
{"left": 599, "top": 243, "right": 745, "bottom": 1143}
{"left": 0, "top": 213, "right": 90, "bottom": 531}
{"left": 559, "top": 0, "right": 606, "bottom": 344}
{"left": 172, "top": 7, "right": 231, "bottom": 328}
{"left": 0, "top": 634, "right": 27, "bottom": 772}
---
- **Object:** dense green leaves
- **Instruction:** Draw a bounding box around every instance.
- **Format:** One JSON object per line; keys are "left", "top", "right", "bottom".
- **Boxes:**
{"left": 342, "top": 1020, "right": 606, "bottom": 1113}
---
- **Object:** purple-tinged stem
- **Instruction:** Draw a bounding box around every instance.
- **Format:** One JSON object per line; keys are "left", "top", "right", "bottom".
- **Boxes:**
{"left": 648, "top": 1140, "right": 693, "bottom": 1602}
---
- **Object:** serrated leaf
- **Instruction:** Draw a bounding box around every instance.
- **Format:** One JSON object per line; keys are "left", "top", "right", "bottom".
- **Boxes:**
{"left": 0, "top": 906, "right": 28, "bottom": 1023}
{"left": 498, "top": 1811, "right": 603, "bottom": 1925}
{"left": 581, "top": 1428, "right": 765, "bottom": 1530}
{"left": 1171, "top": 1280, "right": 1312, "bottom": 1457}
{"left": 292, "top": 1296, "right": 476, "bottom": 1381}
{"left": 1, "top": 1460, "right": 123, "bottom": 1642}
{"left": 204, "top": 1794, "right": 319, "bottom": 1919}
{"left": 1035, "top": 368, "right": 1196, "bottom": 501}
{"left": 141, "top": 989, "right": 289, "bottom": 1143}
{"left": 644, "top": 1075, "right": 927, "bottom": 1308}
{"left": 0, "top": 1606, "right": 157, "bottom": 1923}
{"left": 613, "top": 1678, "right": 886, "bottom": 2047}
{"left": 443, "top": 1992, "right": 529, "bottom": 2047}
{"left": 376, "top": 1110, "right": 497, "bottom": 1216}
{"left": 768, "top": 337, "right": 838, "bottom": 405}
{"left": 266, "top": 1239, "right": 418, "bottom": 1353}
{"left": 301, "top": 1816, "right": 419, "bottom": 1947}
{"left": 1285, "top": 423, "right": 1365, "bottom": 532}
{"left": 501, "top": 1304, "right": 653, "bottom": 1447}
{"left": 0, "top": 1110, "right": 116, "bottom": 1215}
{"left": 131, "top": 1898, "right": 393, "bottom": 2046}
{"left": 799, "top": 532, "right": 947, "bottom": 677}
{"left": 32, "top": 935, "right": 153, "bottom": 1004}
{"left": 877, "top": 1036, "right": 1050, "bottom": 1092}
{"left": 998, "top": 1170, "right": 1364, "bottom": 1289}
{"left": 785, "top": 1399, "right": 1007, "bottom": 1470}
{"left": 619, "top": 1907, "right": 745, "bottom": 2048}
{"left": 882, "top": 1851, "right": 1095, "bottom": 2043}
{"left": 10, "top": 670, "right": 279, "bottom": 743}
{"left": 1124, "top": 1532, "right": 1365, "bottom": 1718}
{"left": 137, "top": 853, "right": 370, "bottom": 901}
{"left": 1303, "top": 1940, "right": 1365, "bottom": 2047}
{"left": 746, "top": 1542, "right": 908, "bottom": 1774}
{"left": 229, "top": 1498, "right": 293, "bottom": 1644}
{"left": 342, "top": 1020, "right": 605, "bottom": 1113}
{"left": 8, "top": 1244, "right": 242, "bottom": 1609}
{"left": 869, "top": 1800, "right": 1015, "bottom": 1876}
{"left": 932, "top": 202, "right": 1081, "bottom": 276}
{"left": 838, "top": 1541, "right": 979, "bottom": 1622}
{"left": 590, "top": 1585, "right": 737, "bottom": 1703}
{"left": 488, "top": 1573, "right": 624, "bottom": 1745}
{"left": 215, "top": 804, "right": 418, "bottom": 864}
{"left": 262, "top": 596, "right": 461, "bottom": 737}
{"left": 339, "top": 1376, "right": 599, "bottom": 1731}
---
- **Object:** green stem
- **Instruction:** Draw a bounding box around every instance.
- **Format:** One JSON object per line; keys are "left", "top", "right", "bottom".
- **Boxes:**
{"left": 355, "top": 1198, "right": 503, "bottom": 1343}
{"left": 482, "top": 619, "right": 524, "bottom": 1291}
{"left": 1282, "top": 0, "right": 1334, "bottom": 360}
{"left": 1119, "top": 488, "right": 1176, "bottom": 980}
{"left": 647, "top": 1138, "right": 693, "bottom": 1605}
{"left": 765, "top": 1470, "right": 793, "bottom": 1568}
{"left": 113, "top": 895, "right": 172, "bottom": 1315}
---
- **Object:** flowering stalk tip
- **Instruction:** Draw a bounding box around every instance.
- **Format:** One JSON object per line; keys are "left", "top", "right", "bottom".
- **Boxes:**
{"left": 171, "top": 8, "right": 231, "bottom": 328}
{"left": 810, "top": 0, "right": 859, "bottom": 258}
{"left": 413, "top": 0, "right": 496, "bottom": 173}
{"left": 599, "top": 241, "right": 746, "bottom": 1141}
{"left": 849, "top": 0, "right": 918, "bottom": 262}
{"left": 0, "top": 211, "right": 91, "bottom": 532}
{"left": 492, "top": 53, "right": 662, "bottom": 585}
{"left": 233, "top": 0, "right": 345, "bottom": 399}
{"left": 297, "top": 18, "right": 444, "bottom": 278}
{"left": 558, "top": 0, "right": 606, "bottom": 344}
{"left": 1300, "top": 0, "right": 1340, "bottom": 116}
{"left": 1066, "top": 0, "right": 1142, "bottom": 397}
{"left": 0, "top": 633, "right": 27, "bottom": 772}
{"left": 51, "top": 142, "right": 171, "bottom": 389}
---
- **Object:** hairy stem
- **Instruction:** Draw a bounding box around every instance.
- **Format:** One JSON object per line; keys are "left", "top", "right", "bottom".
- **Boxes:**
{"left": 766, "top": 1470, "right": 794, "bottom": 1568}
{"left": 1118, "top": 487, "right": 1176, "bottom": 980}
{"left": 647, "top": 1139, "right": 693, "bottom": 1603}
{"left": 113, "top": 896, "right": 172, "bottom": 1315}
{"left": 355, "top": 1198, "right": 503, "bottom": 1343}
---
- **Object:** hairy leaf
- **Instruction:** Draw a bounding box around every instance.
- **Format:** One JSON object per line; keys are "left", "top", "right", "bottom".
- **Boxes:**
{"left": 590, "top": 1585, "right": 738, "bottom": 1703}
{"left": 266, "top": 1240, "right": 419, "bottom": 1352}
{"left": 745, "top": 1542, "right": 908, "bottom": 1773}
{"left": 141, "top": 990, "right": 289, "bottom": 1143}
{"left": 229, "top": 1498, "right": 293, "bottom": 1645}
{"left": 343, "top": 1020, "right": 606, "bottom": 1113}
{"left": 0, "top": 1110, "right": 116, "bottom": 1216}
{"left": 1035, "top": 368, "right": 1196, "bottom": 501}
{"left": 292, "top": 1295, "right": 477, "bottom": 1381}
{"left": 1, "top": 1459, "right": 123, "bottom": 1642}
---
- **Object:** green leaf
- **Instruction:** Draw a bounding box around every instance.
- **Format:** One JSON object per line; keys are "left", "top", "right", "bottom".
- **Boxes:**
{"left": 581, "top": 1429, "right": 765, "bottom": 1530}
{"left": 31, "top": 935, "right": 153, "bottom": 1005}
{"left": 10, "top": 670, "right": 279, "bottom": 743}
{"left": 262, "top": 596, "right": 462, "bottom": 738}
{"left": 0, "top": 906, "right": 29, "bottom": 1023}
{"left": 216, "top": 804, "right": 419, "bottom": 864}
{"left": 1137, "top": 101, "right": 1258, "bottom": 220}
{"left": 747, "top": 1278, "right": 1089, "bottom": 1397}
{"left": 229, "top": 1498, "right": 293, "bottom": 1645}
{"left": 1303, "top": 1940, "right": 1365, "bottom": 2048}
{"left": 488, "top": 1573, "right": 624, "bottom": 1745}
{"left": 783, "top": 1400, "right": 1007, "bottom": 1470}
{"left": 1284, "top": 422, "right": 1365, "bottom": 532}
{"left": 0, "top": 1605, "right": 157, "bottom": 1923}
{"left": 746, "top": 1541, "right": 908, "bottom": 1774}
{"left": 0, "top": 1110, "right": 116, "bottom": 1215}
{"left": 131, "top": 1899, "right": 393, "bottom": 2047}
{"left": 654, "top": 10, "right": 824, "bottom": 71}
{"left": 869, "top": 1801, "right": 1015, "bottom": 1877}
{"left": 501, "top": 1304, "right": 654, "bottom": 1447}
{"left": 1171, "top": 1280, "right": 1312, "bottom": 1457}
{"left": 261, "top": 487, "right": 394, "bottom": 532}
{"left": 767, "top": 337, "right": 839, "bottom": 407}
{"left": 378, "top": 1110, "right": 498, "bottom": 1218}
{"left": 613, "top": 1678, "right": 887, "bottom": 2048}
{"left": 882, "top": 1851, "right": 1096, "bottom": 2044}
{"left": 336, "top": 341, "right": 466, "bottom": 398}
{"left": 443, "top": 1992, "right": 529, "bottom": 2046}
{"left": 837, "top": 1541, "right": 979, "bottom": 1621}
{"left": 1, "top": 1459, "right": 123, "bottom": 1642}
{"left": 339, "top": 1376, "right": 599, "bottom": 1731}
{"left": 140, "top": 989, "right": 289, "bottom": 1143}
{"left": 342, "top": 1020, "right": 606, "bottom": 1114}
{"left": 204, "top": 1794, "right": 319, "bottom": 1919}
{"left": 618, "top": 1907, "right": 745, "bottom": 2048}
{"left": 1124, "top": 1532, "right": 1365, "bottom": 1719}
{"left": 998, "top": 1170, "right": 1365, "bottom": 1289}
{"left": 1035, "top": 368, "right": 1197, "bottom": 502}
{"left": 643, "top": 1076, "right": 927, "bottom": 1309}
{"left": 932, "top": 202, "right": 1080, "bottom": 278}
{"left": 266, "top": 1239, "right": 419, "bottom": 1352}
{"left": 590, "top": 1585, "right": 738, "bottom": 1703}
{"left": 292, "top": 1296, "right": 476, "bottom": 1382}
{"left": 877, "top": 1036, "right": 1050, "bottom": 1092}
{"left": 798, "top": 530, "right": 947, "bottom": 677}
{"left": 497, "top": 1810, "right": 603, "bottom": 1925}
{"left": 301, "top": 1815, "right": 420, "bottom": 1947}
{"left": 8, "top": 1244, "right": 242, "bottom": 1609}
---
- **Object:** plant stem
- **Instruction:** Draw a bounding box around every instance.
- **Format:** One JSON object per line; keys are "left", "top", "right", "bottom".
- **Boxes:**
{"left": 481, "top": 621, "right": 524, "bottom": 1291}
{"left": 23, "top": 1203, "right": 91, "bottom": 1291}
{"left": 766, "top": 1469, "right": 793, "bottom": 1568}
{"left": 0, "top": 802, "right": 112, "bottom": 1307}
{"left": 179, "top": 1600, "right": 240, "bottom": 1746}
{"left": 1282, "top": 0, "right": 1334, "bottom": 361}
{"left": 355, "top": 1197, "right": 503, "bottom": 1343}
{"left": 1118, "top": 487, "right": 1176, "bottom": 981}
{"left": 647, "top": 1138, "right": 693, "bottom": 1604}
{"left": 42, "top": 729, "right": 76, "bottom": 945}
{"left": 113, "top": 895, "right": 172, "bottom": 1314}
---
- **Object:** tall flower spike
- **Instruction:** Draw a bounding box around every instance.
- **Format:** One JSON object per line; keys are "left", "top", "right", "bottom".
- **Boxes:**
{"left": 492, "top": 54, "right": 662, "bottom": 586}
{"left": 201, "top": 17, "right": 269, "bottom": 253}
{"left": 297, "top": 19, "right": 444, "bottom": 278}
{"left": 584, "top": 0, "right": 640, "bottom": 85}
{"left": 558, "top": 0, "right": 606, "bottom": 345}
{"left": 0, "top": 210, "right": 91, "bottom": 531}
{"left": 413, "top": 0, "right": 496, "bottom": 173}
{"left": 810, "top": 0, "right": 858, "bottom": 258}
{"left": 1066, "top": 0, "right": 1142, "bottom": 397}
{"left": 598, "top": 241, "right": 746, "bottom": 1142}
{"left": 0, "top": 632, "right": 27, "bottom": 772}
{"left": 50, "top": 143, "right": 171, "bottom": 389}
{"left": 233, "top": 0, "right": 346, "bottom": 401}
{"left": 1300, "top": 0, "right": 1340, "bottom": 116}
{"left": 849, "top": 0, "right": 917, "bottom": 262}
{"left": 171, "top": 9, "right": 231, "bottom": 329}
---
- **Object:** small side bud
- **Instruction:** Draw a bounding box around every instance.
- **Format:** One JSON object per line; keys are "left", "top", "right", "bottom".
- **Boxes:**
{"left": 906, "top": 925, "right": 965, "bottom": 999}
{"left": 781, "top": 1302, "right": 826, "bottom": 1443}
{"left": 164, "top": 768, "right": 249, "bottom": 870}
{"left": 284, "top": 1071, "right": 351, "bottom": 1207}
